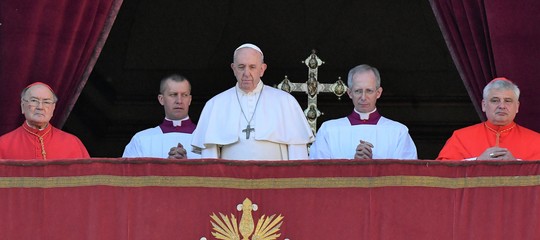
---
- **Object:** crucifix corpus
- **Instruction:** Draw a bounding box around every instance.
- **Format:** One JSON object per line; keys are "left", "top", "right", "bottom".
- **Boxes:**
{"left": 277, "top": 50, "right": 348, "bottom": 134}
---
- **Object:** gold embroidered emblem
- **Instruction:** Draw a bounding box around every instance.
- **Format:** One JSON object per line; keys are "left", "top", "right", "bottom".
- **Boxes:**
{"left": 209, "top": 198, "right": 284, "bottom": 240}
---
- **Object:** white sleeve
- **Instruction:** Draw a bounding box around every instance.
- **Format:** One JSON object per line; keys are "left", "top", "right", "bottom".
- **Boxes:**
{"left": 394, "top": 130, "right": 418, "bottom": 160}
{"left": 122, "top": 135, "right": 142, "bottom": 158}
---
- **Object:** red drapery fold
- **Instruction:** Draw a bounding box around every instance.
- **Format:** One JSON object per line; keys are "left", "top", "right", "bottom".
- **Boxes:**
{"left": 486, "top": 1, "right": 540, "bottom": 131}
{"left": 429, "top": 0, "right": 540, "bottom": 131}
{"left": 0, "top": 0, "right": 123, "bottom": 135}
{"left": 429, "top": 0, "right": 496, "bottom": 122}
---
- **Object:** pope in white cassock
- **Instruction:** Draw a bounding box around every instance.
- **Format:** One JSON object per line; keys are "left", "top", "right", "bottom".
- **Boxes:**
{"left": 191, "top": 43, "right": 314, "bottom": 160}
{"left": 123, "top": 74, "right": 200, "bottom": 159}
{"left": 310, "top": 64, "right": 417, "bottom": 160}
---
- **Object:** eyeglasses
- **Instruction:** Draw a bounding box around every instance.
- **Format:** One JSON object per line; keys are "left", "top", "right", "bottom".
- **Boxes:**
{"left": 22, "top": 98, "right": 56, "bottom": 107}
{"left": 351, "top": 88, "right": 378, "bottom": 96}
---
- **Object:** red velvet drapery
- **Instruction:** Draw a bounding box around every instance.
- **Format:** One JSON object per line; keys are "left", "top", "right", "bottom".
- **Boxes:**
{"left": 429, "top": 0, "right": 495, "bottom": 122}
{"left": 1, "top": 159, "right": 540, "bottom": 240}
{"left": 0, "top": 0, "right": 123, "bottom": 135}
{"left": 487, "top": 1, "right": 540, "bottom": 131}
{"left": 430, "top": 0, "right": 540, "bottom": 131}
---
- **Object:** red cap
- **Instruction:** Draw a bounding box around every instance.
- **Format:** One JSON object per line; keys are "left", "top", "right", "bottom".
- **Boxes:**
{"left": 25, "top": 82, "right": 55, "bottom": 93}
{"left": 489, "top": 77, "right": 513, "bottom": 84}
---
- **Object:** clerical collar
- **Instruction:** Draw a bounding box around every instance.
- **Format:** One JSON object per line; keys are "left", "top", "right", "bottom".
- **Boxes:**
{"left": 166, "top": 117, "right": 188, "bottom": 127}
{"left": 236, "top": 80, "right": 263, "bottom": 95}
{"left": 23, "top": 121, "right": 52, "bottom": 137}
{"left": 24, "top": 121, "right": 50, "bottom": 132}
{"left": 347, "top": 109, "right": 381, "bottom": 125}
{"left": 159, "top": 117, "right": 196, "bottom": 134}
{"left": 484, "top": 120, "right": 516, "bottom": 132}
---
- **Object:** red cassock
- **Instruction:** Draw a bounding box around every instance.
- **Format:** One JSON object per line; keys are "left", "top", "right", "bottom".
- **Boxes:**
{"left": 0, "top": 123, "right": 90, "bottom": 160}
{"left": 437, "top": 121, "right": 540, "bottom": 160}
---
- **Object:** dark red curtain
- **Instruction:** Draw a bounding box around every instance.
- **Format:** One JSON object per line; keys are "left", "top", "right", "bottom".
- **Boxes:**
{"left": 0, "top": 0, "right": 123, "bottom": 135}
{"left": 486, "top": 1, "right": 540, "bottom": 131}
{"left": 430, "top": 0, "right": 540, "bottom": 131}
{"left": 429, "top": 0, "right": 495, "bottom": 122}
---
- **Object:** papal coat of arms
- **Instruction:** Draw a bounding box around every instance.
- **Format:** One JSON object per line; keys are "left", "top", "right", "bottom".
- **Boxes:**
{"left": 208, "top": 198, "right": 284, "bottom": 240}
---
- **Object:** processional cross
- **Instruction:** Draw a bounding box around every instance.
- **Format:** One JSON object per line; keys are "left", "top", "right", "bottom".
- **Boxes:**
{"left": 277, "top": 50, "right": 348, "bottom": 134}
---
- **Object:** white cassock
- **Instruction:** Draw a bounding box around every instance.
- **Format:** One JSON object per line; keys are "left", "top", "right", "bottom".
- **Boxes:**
{"left": 310, "top": 114, "right": 417, "bottom": 160}
{"left": 191, "top": 81, "right": 314, "bottom": 160}
{"left": 122, "top": 119, "right": 201, "bottom": 159}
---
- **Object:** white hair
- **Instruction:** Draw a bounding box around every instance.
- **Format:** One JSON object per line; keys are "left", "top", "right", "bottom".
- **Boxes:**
{"left": 483, "top": 78, "right": 520, "bottom": 100}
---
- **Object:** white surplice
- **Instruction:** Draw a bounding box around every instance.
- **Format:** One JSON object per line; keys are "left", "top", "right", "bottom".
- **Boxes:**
{"left": 122, "top": 126, "right": 200, "bottom": 159}
{"left": 310, "top": 116, "right": 417, "bottom": 160}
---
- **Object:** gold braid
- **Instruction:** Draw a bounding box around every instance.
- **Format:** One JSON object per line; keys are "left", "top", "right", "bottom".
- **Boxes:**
{"left": 23, "top": 125, "right": 51, "bottom": 160}
{"left": 484, "top": 122, "right": 516, "bottom": 147}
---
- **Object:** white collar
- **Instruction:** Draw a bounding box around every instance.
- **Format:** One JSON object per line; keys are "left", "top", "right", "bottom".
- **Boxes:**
{"left": 236, "top": 80, "right": 264, "bottom": 95}
{"left": 165, "top": 116, "right": 189, "bottom": 127}
{"left": 354, "top": 108, "right": 377, "bottom": 120}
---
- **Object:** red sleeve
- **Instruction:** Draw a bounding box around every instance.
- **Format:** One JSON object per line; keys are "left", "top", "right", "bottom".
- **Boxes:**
{"left": 437, "top": 131, "right": 468, "bottom": 160}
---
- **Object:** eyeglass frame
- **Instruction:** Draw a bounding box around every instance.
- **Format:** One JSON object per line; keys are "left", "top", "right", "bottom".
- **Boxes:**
{"left": 22, "top": 98, "right": 56, "bottom": 107}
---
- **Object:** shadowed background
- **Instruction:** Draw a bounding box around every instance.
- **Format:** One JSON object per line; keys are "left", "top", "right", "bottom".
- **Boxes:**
{"left": 63, "top": 0, "right": 477, "bottom": 159}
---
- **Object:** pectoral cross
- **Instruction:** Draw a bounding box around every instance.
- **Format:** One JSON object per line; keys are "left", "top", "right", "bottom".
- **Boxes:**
{"left": 242, "top": 124, "right": 255, "bottom": 139}
{"left": 276, "top": 50, "right": 348, "bottom": 135}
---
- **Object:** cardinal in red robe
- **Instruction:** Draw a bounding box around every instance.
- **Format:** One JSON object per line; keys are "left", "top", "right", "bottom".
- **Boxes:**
{"left": 0, "top": 82, "right": 89, "bottom": 160}
{"left": 438, "top": 78, "right": 540, "bottom": 161}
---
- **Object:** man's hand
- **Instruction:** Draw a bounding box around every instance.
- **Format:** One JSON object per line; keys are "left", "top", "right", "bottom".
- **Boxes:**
{"left": 354, "top": 140, "right": 374, "bottom": 159}
{"left": 168, "top": 143, "right": 188, "bottom": 159}
{"left": 477, "top": 147, "right": 516, "bottom": 160}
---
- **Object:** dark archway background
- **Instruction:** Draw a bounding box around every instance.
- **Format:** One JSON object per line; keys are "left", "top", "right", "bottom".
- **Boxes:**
{"left": 64, "top": 0, "right": 478, "bottom": 159}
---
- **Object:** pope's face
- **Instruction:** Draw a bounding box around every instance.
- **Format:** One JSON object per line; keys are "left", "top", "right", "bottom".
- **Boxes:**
{"left": 158, "top": 79, "right": 192, "bottom": 120}
{"left": 231, "top": 48, "right": 267, "bottom": 92}
{"left": 482, "top": 88, "right": 519, "bottom": 126}
{"left": 21, "top": 84, "right": 56, "bottom": 129}
{"left": 347, "top": 71, "right": 382, "bottom": 113}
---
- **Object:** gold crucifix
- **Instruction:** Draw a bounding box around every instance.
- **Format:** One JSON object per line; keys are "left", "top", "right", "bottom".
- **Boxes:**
{"left": 277, "top": 50, "right": 348, "bottom": 134}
